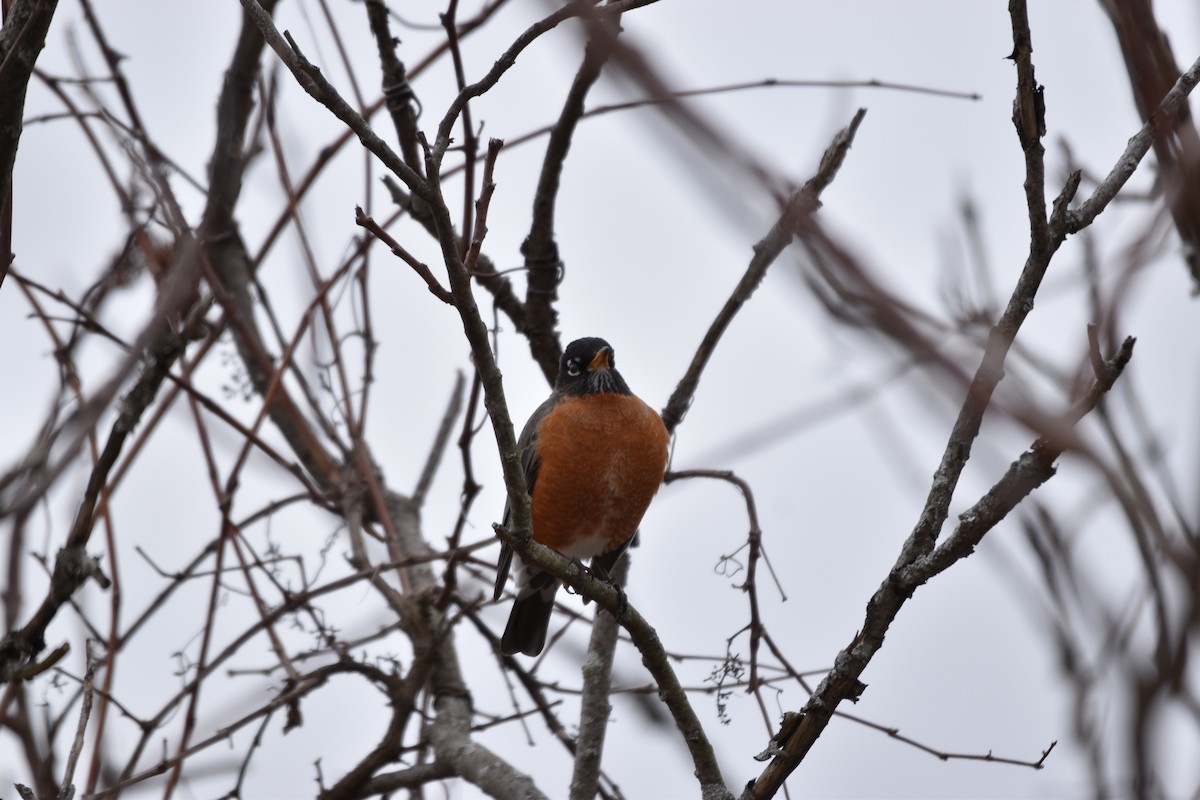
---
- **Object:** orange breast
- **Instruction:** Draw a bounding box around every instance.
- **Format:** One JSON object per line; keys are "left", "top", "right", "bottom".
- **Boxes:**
{"left": 531, "top": 393, "right": 669, "bottom": 559}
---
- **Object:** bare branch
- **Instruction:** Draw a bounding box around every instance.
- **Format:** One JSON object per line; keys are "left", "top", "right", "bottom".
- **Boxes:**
{"left": 1066, "top": 53, "right": 1200, "bottom": 235}
{"left": 57, "top": 641, "right": 97, "bottom": 800}
{"left": 495, "top": 524, "right": 733, "bottom": 799}
{"left": 746, "top": 332, "right": 1134, "bottom": 798}
{"left": 662, "top": 107, "right": 867, "bottom": 433}
{"left": 238, "top": 0, "right": 430, "bottom": 199}
{"left": 432, "top": 0, "right": 605, "bottom": 164}
{"left": 569, "top": 557, "right": 627, "bottom": 800}
{"left": 0, "top": 0, "right": 62, "bottom": 227}
{"left": 1097, "top": 0, "right": 1200, "bottom": 288}
{"left": 355, "top": 206, "right": 454, "bottom": 303}
{"left": 522, "top": 9, "right": 622, "bottom": 382}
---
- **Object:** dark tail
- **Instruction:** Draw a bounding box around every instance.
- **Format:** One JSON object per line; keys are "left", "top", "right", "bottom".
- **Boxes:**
{"left": 501, "top": 590, "right": 557, "bottom": 656}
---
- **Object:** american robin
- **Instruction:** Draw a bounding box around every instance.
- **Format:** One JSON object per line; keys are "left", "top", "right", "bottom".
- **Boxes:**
{"left": 494, "top": 337, "right": 670, "bottom": 656}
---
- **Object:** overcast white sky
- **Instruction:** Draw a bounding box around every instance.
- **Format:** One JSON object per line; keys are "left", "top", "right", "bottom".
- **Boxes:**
{"left": 4, "top": 1, "right": 1200, "bottom": 797}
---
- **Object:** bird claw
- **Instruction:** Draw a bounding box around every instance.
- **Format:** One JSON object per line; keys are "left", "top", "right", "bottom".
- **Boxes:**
{"left": 610, "top": 580, "right": 628, "bottom": 619}
{"left": 579, "top": 562, "right": 626, "bottom": 617}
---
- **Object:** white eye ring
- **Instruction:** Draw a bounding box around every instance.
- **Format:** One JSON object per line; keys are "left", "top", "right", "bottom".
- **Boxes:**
{"left": 566, "top": 360, "right": 581, "bottom": 377}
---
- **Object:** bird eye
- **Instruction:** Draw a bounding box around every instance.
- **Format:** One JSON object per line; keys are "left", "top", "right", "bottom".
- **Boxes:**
{"left": 566, "top": 359, "right": 581, "bottom": 377}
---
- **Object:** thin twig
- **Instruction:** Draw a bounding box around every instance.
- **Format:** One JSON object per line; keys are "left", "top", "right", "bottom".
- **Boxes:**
{"left": 662, "top": 107, "right": 867, "bottom": 433}
{"left": 440, "top": 0, "right": 478, "bottom": 263}
{"left": 1066, "top": 53, "right": 1200, "bottom": 235}
{"left": 431, "top": 0, "right": 606, "bottom": 164}
{"left": 465, "top": 138, "right": 503, "bottom": 274}
{"left": 413, "top": 372, "right": 465, "bottom": 507}
{"left": 57, "top": 641, "right": 97, "bottom": 800}
{"left": 354, "top": 206, "right": 454, "bottom": 303}
{"left": 836, "top": 710, "right": 1057, "bottom": 769}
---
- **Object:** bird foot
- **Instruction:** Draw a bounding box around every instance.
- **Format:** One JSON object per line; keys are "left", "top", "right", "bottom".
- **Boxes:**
{"left": 578, "top": 561, "right": 626, "bottom": 617}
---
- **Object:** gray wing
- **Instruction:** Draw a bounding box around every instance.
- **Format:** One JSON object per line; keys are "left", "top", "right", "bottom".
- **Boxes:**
{"left": 493, "top": 394, "right": 558, "bottom": 601}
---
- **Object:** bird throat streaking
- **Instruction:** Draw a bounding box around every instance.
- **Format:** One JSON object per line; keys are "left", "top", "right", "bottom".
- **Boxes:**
{"left": 494, "top": 337, "right": 669, "bottom": 656}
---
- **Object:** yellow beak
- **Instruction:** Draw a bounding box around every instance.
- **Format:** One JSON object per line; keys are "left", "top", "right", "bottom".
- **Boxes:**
{"left": 588, "top": 347, "right": 611, "bottom": 371}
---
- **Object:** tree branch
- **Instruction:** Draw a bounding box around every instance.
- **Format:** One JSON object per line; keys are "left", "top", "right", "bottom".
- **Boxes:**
{"left": 662, "top": 107, "right": 867, "bottom": 434}
{"left": 495, "top": 524, "right": 733, "bottom": 799}
{"left": 1097, "top": 0, "right": 1200, "bottom": 288}
{"left": 0, "top": 0, "right": 61, "bottom": 222}
{"left": 745, "top": 332, "right": 1135, "bottom": 799}
{"left": 1066, "top": 52, "right": 1200, "bottom": 235}
{"left": 238, "top": 0, "right": 430, "bottom": 200}
{"left": 569, "top": 556, "right": 627, "bottom": 800}
{"left": 522, "top": 9, "right": 622, "bottom": 383}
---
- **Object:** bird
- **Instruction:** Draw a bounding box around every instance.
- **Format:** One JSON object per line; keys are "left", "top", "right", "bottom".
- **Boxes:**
{"left": 494, "top": 337, "right": 670, "bottom": 657}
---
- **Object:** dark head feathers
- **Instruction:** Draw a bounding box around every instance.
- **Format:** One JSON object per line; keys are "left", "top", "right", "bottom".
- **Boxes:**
{"left": 555, "top": 337, "right": 631, "bottom": 396}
